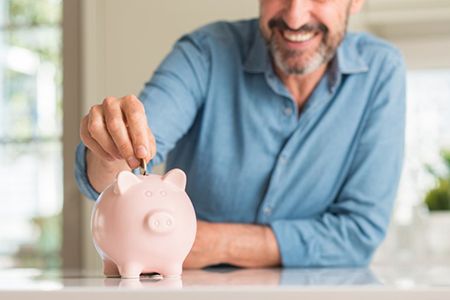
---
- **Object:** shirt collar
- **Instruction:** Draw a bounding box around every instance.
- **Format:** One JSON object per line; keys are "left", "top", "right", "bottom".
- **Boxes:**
{"left": 336, "top": 34, "right": 369, "bottom": 74}
{"left": 243, "top": 30, "right": 369, "bottom": 76}
{"left": 243, "top": 29, "right": 270, "bottom": 74}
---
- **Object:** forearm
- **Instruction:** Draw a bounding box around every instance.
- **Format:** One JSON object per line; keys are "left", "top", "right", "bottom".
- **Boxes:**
{"left": 86, "top": 148, "right": 131, "bottom": 193}
{"left": 218, "top": 223, "right": 281, "bottom": 268}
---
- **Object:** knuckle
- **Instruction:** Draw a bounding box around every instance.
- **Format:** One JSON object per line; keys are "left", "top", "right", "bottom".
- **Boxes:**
{"left": 102, "top": 96, "right": 116, "bottom": 108}
{"left": 123, "top": 95, "right": 144, "bottom": 110}
{"left": 124, "top": 94, "right": 137, "bottom": 101}
{"left": 87, "top": 120, "right": 103, "bottom": 134}
{"left": 89, "top": 105, "right": 100, "bottom": 114}
{"left": 107, "top": 118, "right": 123, "bottom": 133}
{"left": 127, "top": 109, "right": 144, "bottom": 121}
{"left": 122, "top": 94, "right": 135, "bottom": 103}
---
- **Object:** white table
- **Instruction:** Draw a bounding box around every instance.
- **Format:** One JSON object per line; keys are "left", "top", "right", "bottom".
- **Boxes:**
{"left": 1, "top": 264, "right": 449, "bottom": 300}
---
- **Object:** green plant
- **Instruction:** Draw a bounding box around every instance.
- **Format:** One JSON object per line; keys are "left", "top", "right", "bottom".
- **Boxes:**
{"left": 424, "top": 150, "right": 450, "bottom": 211}
{"left": 13, "top": 214, "right": 61, "bottom": 269}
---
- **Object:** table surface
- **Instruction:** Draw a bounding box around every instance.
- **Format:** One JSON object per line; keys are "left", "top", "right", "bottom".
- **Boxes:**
{"left": 1, "top": 264, "right": 450, "bottom": 300}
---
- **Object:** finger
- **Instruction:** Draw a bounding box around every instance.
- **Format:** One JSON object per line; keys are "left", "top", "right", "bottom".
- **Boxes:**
{"left": 147, "top": 127, "right": 157, "bottom": 162}
{"left": 103, "top": 96, "right": 139, "bottom": 168}
{"left": 87, "top": 105, "right": 122, "bottom": 160}
{"left": 121, "top": 95, "right": 151, "bottom": 160}
{"left": 80, "top": 116, "right": 114, "bottom": 161}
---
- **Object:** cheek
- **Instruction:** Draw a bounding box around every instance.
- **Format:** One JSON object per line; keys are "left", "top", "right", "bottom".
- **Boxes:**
{"left": 259, "top": 0, "right": 285, "bottom": 39}
{"left": 314, "top": 5, "right": 348, "bottom": 33}
{"left": 259, "top": 0, "right": 284, "bottom": 23}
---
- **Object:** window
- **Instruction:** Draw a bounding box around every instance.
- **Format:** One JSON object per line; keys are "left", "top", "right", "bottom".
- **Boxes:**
{"left": 395, "top": 70, "right": 450, "bottom": 223}
{"left": 0, "top": 0, "right": 62, "bottom": 269}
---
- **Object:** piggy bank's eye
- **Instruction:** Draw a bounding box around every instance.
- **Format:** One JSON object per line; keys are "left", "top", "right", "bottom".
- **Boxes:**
{"left": 144, "top": 191, "right": 153, "bottom": 197}
{"left": 160, "top": 191, "right": 167, "bottom": 197}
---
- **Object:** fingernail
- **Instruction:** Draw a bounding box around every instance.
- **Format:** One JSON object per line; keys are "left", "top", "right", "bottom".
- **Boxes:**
{"left": 136, "top": 145, "right": 147, "bottom": 158}
{"left": 127, "top": 156, "right": 139, "bottom": 168}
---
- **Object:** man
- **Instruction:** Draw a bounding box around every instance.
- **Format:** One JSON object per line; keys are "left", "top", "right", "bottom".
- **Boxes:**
{"left": 76, "top": 0, "right": 406, "bottom": 268}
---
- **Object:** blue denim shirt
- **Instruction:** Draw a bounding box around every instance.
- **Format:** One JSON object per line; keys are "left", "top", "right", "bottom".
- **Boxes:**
{"left": 75, "top": 19, "right": 406, "bottom": 267}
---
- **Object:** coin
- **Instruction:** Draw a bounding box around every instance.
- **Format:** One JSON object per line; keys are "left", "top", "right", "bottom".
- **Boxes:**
{"left": 139, "top": 158, "right": 147, "bottom": 176}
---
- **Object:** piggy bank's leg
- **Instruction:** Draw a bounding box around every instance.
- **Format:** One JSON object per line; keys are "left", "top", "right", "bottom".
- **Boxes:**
{"left": 159, "top": 263, "right": 182, "bottom": 278}
{"left": 118, "top": 263, "right": 143, "bottom": 279}
{"left": 103, "top": 258, "right": 120, "bottom": 278}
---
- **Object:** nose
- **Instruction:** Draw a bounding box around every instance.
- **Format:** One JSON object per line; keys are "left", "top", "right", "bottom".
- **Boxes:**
{"left": 284, "top": 0, "right": 313, "bottom": 30}
{"left": 147, "top": 211, "right": 175, "bottom": 234}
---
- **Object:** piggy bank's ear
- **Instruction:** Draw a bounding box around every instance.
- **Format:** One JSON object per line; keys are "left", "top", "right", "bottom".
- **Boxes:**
{"left": 162, "top": 168, "right": 186, "bottom": 190}
{"left": 114, "top": 171, "right": 141, "bottom": 195}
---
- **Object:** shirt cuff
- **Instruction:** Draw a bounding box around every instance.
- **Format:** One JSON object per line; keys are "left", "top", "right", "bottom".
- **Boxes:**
{"left": 74, "top": 142, "right": 100, "bottom": 200}
{"left": 269, "top": 219, "right": 309, "bottom": 268}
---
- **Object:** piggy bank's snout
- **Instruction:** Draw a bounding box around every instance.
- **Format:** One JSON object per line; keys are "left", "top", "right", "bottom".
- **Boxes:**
{"left": 146, "top": 211, "right": 175, "bottom": 234}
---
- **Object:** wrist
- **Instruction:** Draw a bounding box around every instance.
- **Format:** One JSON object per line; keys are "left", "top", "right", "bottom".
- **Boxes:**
{"left": 86, "top": 148, "right": 130, "bottom": 193}
{"left": 86, "top": 148, "right": 128, "bottom": 173}
{"left": 211, "top": 222, "right": 231, "bottom": 264}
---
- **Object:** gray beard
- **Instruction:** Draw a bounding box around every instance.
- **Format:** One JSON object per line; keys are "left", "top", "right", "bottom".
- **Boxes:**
{"left": 269, "top": 35, "right": 338, "bottom": 76}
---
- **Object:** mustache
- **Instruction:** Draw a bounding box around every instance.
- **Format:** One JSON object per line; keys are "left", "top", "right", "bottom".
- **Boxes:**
{"left": 268, "top": 18, "right": 328, "bottom": 34}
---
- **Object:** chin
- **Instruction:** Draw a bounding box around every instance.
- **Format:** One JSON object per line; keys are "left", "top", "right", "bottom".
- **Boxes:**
{"left": 276, "top": 53, "right": 326, "bottom": 76}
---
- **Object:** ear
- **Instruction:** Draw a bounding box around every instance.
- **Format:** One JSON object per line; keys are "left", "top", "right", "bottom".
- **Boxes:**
{"left": 162, "top": 168, "right": 187, "bottom": 190}
{"left": 114, "top": 171, "right": 141, "bottom": 195}
{"left": 349, "top": 0, "right": 365, "bottom": 14}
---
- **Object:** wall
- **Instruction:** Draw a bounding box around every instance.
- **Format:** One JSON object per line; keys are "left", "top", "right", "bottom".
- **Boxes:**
{"left": 82, "top": 0, "right": 259, "bottom": 107}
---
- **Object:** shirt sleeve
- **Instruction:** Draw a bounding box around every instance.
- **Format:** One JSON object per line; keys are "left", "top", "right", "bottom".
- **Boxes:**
{"left": 270, "top": 57, "right": 407, "bottom": 267}
{"left": 74, "top": 32, "right": 210, "bottom": 200}
{"left": 140, "top": 32, "right": 210, "bottom": 168}
{"left": 74, "top": 142, "right": 100, "bottom": 200}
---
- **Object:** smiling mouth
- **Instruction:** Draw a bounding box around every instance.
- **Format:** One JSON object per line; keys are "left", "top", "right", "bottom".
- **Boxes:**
{"left": 282, "top": 30, "right": 318, "bottom": 43}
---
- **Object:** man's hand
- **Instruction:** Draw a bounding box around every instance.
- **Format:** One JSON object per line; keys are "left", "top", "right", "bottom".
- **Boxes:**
{"left": 184, "top": 220, "right": 281, "bottom": 269}
{"left": 80, "top": 95, "right": 157, "bottom": 192}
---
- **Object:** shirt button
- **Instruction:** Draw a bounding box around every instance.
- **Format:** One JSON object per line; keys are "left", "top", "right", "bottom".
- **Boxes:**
{"left": 283, "top": 106, "right": 293, "bottom": 117}
{"left": 279, "top": 154, "right": 288, "bottom": 164}
{"left": 263, "top": 206, "right": 272, "bottom": 216}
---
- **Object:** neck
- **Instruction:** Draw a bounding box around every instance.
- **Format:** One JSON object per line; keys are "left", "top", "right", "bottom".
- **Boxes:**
{"left": 274, "top": 63, "right": 328, "bottom": 112}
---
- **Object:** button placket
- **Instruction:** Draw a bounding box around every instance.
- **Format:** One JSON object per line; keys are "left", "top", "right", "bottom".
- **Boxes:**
{"left": 263, "top": 206, "right": 272, "bottom": 216}
{"left": 283, "top": 106, "right": 293, "bottom": 117}
{"left": 258, "top": 67, "right": 339, "bottom": 223}
{"left": 260, "top": 151, "right": 289, "bottom": 220}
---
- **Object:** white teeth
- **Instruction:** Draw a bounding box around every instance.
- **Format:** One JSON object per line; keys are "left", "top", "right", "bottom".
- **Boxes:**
{"left": 283, "top": 31, "right": 315, "bottom": 42}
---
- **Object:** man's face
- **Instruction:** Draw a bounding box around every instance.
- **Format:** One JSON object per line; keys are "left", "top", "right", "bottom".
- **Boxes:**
{"left": 259, "top": 0, "right": 359, "bottom": 75}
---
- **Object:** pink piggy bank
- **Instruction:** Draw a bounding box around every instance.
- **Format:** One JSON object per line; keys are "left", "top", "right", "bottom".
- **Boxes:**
{"left": 91, "top": 168, "right": 197, "bottom": 279}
